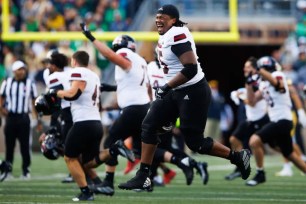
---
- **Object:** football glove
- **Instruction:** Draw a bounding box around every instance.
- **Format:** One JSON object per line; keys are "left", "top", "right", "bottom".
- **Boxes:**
{"left": 154, "top": 84, "right": 171, "bottom": 99}
{"left": 80, "top": 22, "right": 96, "bottom": 42}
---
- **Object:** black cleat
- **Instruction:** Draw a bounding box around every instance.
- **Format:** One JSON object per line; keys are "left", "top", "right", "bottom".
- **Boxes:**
{"left": 114, "top": 140, "right": 135, "bottom": 162}
{"left": 178, "top": 157, "right": 194, "bottom": 185}
{"left": 195, "top": 162, "right": 209, "bottom": 185}
{"left": 231, "top": 149, "right": 251, "bottom": 180}
{"left": 94, "top": 180, "right": 115, "bottom": 196}
{"left": 72, "top": 192, "right": 94, "bottom": 202}
{"left": 225, "top": 167, "right": 241, "bottom": 180}
{"left": 118, "top": 170, "right": 152, "bottom": 192}
{"left": 246, "top": 170, "right": 266, "bottom": 186}
{"left": 0, "top": 161, "right": 12, "bottom": 182}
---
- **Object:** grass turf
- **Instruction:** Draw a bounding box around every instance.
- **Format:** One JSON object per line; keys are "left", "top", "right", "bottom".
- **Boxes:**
{"left": 0, "top": 153, "right": 305, "bottom": 204}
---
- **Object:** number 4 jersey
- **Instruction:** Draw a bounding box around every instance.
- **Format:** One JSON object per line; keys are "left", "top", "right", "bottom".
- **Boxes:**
{"left": 69, "top": 67, "right": 101, "bottom": 122}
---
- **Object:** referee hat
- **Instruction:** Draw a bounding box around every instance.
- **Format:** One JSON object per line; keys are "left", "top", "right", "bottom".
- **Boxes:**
{"left": 12, "top": 60, "right": 26, "bottom": 72}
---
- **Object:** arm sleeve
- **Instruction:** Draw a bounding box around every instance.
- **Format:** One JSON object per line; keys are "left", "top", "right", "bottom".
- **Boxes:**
{"left": 171, "top": 41, "right": 193, "bottom": 58}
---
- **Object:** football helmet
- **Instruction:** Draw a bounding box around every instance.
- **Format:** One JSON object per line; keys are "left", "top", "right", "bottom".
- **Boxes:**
{"left": 257, "top": 56, "right": 277, "bottom": 72}
{"left": 112, "top": 35, "right": 136, "bottom": 52}
{"left": 40, "top": 129, "right": 63, "bottom": 160}
{"left": 34, "top": 94, "right": 60, "bottom": 115}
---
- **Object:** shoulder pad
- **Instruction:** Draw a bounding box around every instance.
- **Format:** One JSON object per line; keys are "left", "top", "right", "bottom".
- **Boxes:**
{"left": 163, "top": 27, "right": 190, "bottom": 47}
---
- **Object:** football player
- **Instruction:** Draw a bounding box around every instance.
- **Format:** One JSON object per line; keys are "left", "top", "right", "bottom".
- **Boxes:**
{"left": 80, "top": 30, "right": 206, "bottom": 194}
{"left": 147, "top": 50, "right": 209, "bottom": 185}
{"left": 118, "top": 4, "right": 251, "bottom": 191}
{"left": 246, "top": 56, "right": 306, "bottom": 186}
{"left": 45, "top": 51, "right": 134, "bottom": 201}
{"left": 225, "top": 57, "right": 270, "bottom": 180}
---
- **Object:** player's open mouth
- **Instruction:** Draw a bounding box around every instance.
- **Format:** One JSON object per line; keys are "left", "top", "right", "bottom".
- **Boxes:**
{"left": 156, "top": 24, "right": 163, "bottom": 29}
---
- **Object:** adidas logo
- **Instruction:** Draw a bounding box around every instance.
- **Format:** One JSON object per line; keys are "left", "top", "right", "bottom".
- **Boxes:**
{"left": 242, "top": 151, "right": 250, "bottom": 169}
{"left": 181, "top": 157, "right": 190, "bottom": 166}
{"left": 183, "top": 95, "right": 189, "bottom": 100}
{"left": 143, "top": 177, "right": 151, "bottom": 188}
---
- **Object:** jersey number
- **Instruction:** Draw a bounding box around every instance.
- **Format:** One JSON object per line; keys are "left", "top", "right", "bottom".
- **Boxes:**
{"left": 92, "top": 85, "right": 98, "bottom": 106}
{"left": 158, "top": 50, "right": 169, "bottom": 74}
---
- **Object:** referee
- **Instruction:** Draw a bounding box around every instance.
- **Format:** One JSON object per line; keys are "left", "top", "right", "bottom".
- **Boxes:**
{"left": 0, "top": 60, "right": 41, "bottom": 180}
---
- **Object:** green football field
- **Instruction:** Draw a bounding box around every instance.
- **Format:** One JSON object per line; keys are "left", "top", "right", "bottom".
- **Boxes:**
{"left": 0, "top": 153, "right": 305, "bottom": 204}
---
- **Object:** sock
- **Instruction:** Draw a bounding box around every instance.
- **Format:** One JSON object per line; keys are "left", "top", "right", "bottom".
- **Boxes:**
{"left": 256, "top": 167, "right": 264, "bottom": 172}
{"left": 140, "top": 163, "right": 150, "bottom": 174}
{"left": 92, "top": 176, "right": 102, "bottom": 185}
{"left": 105, "top": 172, "right": 114, "bottom": 182}
{"left": 80, "top": 186, "right": 91, "bottom": 194}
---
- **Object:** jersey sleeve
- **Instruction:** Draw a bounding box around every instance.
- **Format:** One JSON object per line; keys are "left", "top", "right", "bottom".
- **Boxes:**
{"left": 69, "top": 68, "right": 87, "bottom": 82}
{"left": 272, "top": 71, "right": 285, "bottom": 81}
{"left": 48, "top": 73, "right": 62, "bottom": 88}
{"left": 164, "top": 27, "right": 190, "bottom": 47}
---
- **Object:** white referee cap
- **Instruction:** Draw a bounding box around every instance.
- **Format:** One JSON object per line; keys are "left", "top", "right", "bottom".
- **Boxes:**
{"left": 12, "top": 60, "right": 26, "bottom": 71}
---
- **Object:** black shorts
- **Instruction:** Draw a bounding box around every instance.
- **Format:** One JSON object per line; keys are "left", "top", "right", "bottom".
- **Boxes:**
{"left": 256, "top": 119, "right": 293, "bottom": 157}
{"left": 65, "top": 120, "right": 103, "bottom": 163}
{"left": 104, "top": 103, "right": 150, "bottom": 157}
{"left": 142, "top": 78, "right": 211, "bottom": 144}
{"left": 233, "top": 114, "right": 270, "bottom": 143}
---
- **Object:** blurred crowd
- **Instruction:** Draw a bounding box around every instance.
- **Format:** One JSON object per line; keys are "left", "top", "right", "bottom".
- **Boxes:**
{"left": 0, "top": 0, "right": 143, "bottom": 90}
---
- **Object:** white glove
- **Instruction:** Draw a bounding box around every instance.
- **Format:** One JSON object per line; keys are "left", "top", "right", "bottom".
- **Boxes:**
{"left": 230, "top": 91, "right": 239, "bottom": 105}
{"left": 298, "top": 109, "right": 306, "bottom": 128}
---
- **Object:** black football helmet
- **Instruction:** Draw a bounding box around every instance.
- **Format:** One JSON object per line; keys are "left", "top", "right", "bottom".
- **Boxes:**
{"left": 34, "top": 94, "right": 60, "bottom": 115}
{"left": 112, "top": 35, "right": 136, "bottom": 52}
{"left": 257, "top": 56, "right": 277, "bottom": 73}
{"left": 40, "top": 129, "right": 63, "bottom": 160}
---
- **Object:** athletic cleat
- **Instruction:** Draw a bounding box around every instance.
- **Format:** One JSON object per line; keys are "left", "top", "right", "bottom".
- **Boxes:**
{"left": 195, "top": 162, "right": 209, "bottom": 185}
{"left": 163, "top": 169, "right": 176, "bottom": 184}
{"left": 20, "top": 173, "right": 31, "bottom": 180}
{"left": 94, "top": 180, "right": 115, "bottom": 196}
{"left": 124, "top": 158, "right": 141, "bottom": 175}
{"left": 246, "top": 170, "right": 266, "bottom": 186}
{"left": 0, "top": 161, "right": 12, "bottom": 182}
{"left": 275, "top": 168, "right": 293, "bottom": 177}
{"left": 114, "top": 140, "right": 135, "bottom": 162}
{"left": 225, "top": 167, "right": 241, "bottom": 180}
{"left": 118, "top": 170, "right": 152, "bottom": 192}
{"left": 62, "top": 174, "right": 74, "bottom": 183}
{"left": 231, "top": 149, "right": 251, "bottom": 180}
{"left": 72, "top": 192, "right": 94, "bottom": 201}
{"left": 178, "top": 157, "right": 194, "bottom": 185}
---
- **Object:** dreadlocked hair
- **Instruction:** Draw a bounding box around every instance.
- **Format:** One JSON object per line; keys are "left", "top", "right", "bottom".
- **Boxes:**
{"left": 174, "top": 20, "right": 187, "bottom": 27}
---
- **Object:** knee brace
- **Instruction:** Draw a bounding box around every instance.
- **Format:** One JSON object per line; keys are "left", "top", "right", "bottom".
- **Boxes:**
{"left": 105, "top": 156, "right": 118, "bottom": 166}
{"left": 182, "top": 128, "right": 213, "bottom": 154}
{"left": 141, "top": 123, "right": 160, "bottom": 145}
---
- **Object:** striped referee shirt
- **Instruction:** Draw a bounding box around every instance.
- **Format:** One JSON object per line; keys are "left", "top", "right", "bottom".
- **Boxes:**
{"left": 0, "top": 77, "right": 38, "bottom": 114}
